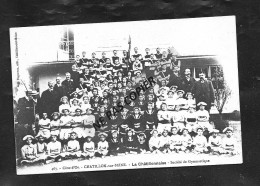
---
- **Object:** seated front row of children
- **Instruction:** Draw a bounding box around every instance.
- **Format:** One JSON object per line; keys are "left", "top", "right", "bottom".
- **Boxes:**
{"left": 20, "top": 126, "right": 237, "bottom": 166}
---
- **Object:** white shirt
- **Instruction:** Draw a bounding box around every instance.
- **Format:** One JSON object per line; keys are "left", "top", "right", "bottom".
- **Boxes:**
{"left": 47, "top": 141, "right": 61, "bottom": 154}
{"left": 170, "top": 134, "right": 182, "bottom": 145}
{"left": 193, "top": 135, "right": 207, "bottom": 147}
{"left": 66, "top": 140, "right": 80, "bottom": 151}
{"left": 208, "top": 136, "right": 222, "bottom": 147}
{"left": 59, "top": 104, "right": 71, "bottom": 113}
{"left": 98, "top": 141, "right": 109, "bottom": 150}
{"left": 149, "top": 136, "right": 161, "bottom": 148}
{"left": 83, "top": 141, "right": 95, "bottom": 152}
{"left": 196, "top": 110, "right": 210, "bottom": 122}
{"left": 159, "top": 136, "right": 170, "bottom": 147}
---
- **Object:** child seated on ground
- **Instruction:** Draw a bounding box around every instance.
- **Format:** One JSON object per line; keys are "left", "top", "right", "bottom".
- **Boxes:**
{"left": 108, "top": 130, "right": 121, "bottom": 156}
{"left": 95, "top": 132, "right": 109, "bottom": 158}
{"left": 82, "top": 135, "right": 95, "bottom": 159}
{"left": 180, "top": 128, "right": 193, "bottom": 153}
{"left": 159, "top": 129, "right": 171, "bottom": 153}
{"left": 221, "top": 127, "right": 237, "bottom": 155}
{"left": 21, "top": 135, "right": 43, "bottom": 165}
{"left": 35, "top": 135, "right": 47, "bottom": 162}
{"left": 192, "top": 126, "right": 208, "bottom": 154}
{"left": 149, "top": 129, "right": 161, "bottom": 154}
{"left": 46, "top": 134, "right": 62, "bottom": 163}
{"left": 207, "top": 129, "right": 222, "bottom": 155}
{"left": 122, "top": 128, "right": 139, "bottom": 154}
{"left": 61, "top": 132, "right": 81, "bottom": 159}
{"left": 136, "top": 132, "right": 149, "bottom": 154}
{"left": 169, "top": 126, "right": 183, "bottom": 153}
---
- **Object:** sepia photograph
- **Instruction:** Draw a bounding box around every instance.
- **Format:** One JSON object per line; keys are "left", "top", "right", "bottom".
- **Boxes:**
{"left": 10, "top": 16, "right": 242, "bottom": 175}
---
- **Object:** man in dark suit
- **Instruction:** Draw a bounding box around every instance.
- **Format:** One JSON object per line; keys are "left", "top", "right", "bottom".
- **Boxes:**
{"left": 168, "top": 66, "right": 182, "bottom": 89}
{"left": 40, "top": 81, "right": 59, "bottom": 117}
{"left": 53, "top": 76, "right": 65, "bottom": 102}
{"left": 180, "top": 69, "right": 196, "bottom": 94}
{"left": 17, "top": 90, "right": 39, "bottom": 134}
{"left": 192, "top": 71, "right": 215, "bottom": 111}
{"left": 62, "top": 72, "right": 76, "bottom": 98}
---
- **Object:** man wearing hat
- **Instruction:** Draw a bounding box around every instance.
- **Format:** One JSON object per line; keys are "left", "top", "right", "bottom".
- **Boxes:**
{"left": 20, "top": 135, "right": 42, "bottom": 165}
{"left": 40, "top": 81, "right": 59, "bottom": 117}
{"left": 192, "top": 71, "right": 215, "bottom": 111}
{"left": 17, "top": 90, "right": 39, "bottom": 135}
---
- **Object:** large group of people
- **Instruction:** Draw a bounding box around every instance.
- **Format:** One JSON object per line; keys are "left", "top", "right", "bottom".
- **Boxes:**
{"left": 15, "top": 47, "right": 237, "bottom": 166}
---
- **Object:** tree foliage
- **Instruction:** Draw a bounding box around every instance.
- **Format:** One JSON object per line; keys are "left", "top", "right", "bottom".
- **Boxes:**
{"left": 211, "top": 66, "right": 232, "bottom": 114}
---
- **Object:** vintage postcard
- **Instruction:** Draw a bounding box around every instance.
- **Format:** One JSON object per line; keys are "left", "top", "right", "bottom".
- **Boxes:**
{"left": 10, "top": 16, "right": 242, "bottom": 175}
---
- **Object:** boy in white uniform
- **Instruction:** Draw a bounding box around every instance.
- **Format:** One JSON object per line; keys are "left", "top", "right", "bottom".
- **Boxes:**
{"left": 192, "top": 127, "right": 208, "bottom": 154}
{"left": 166, "top": 90, "right": 176, "bottom": 111}
{"left": 149, "top": 129, "right": 161, "bottom": 154}
{"left": 159, "top": 129, "right": 171, "bottom": 153}
{"left": 221, "top": 127, "right": 237, "bottom": 155}
{"left": 196, "top": 102, "right": 213, "bottom": 133}
{"left": 180, "top": 128, "right": 193, "bottom": 152}
{"left": 71, "top": 108, "right": 86, "bottom": 139}
{"left": 157, "top": 103, "right": 171, "bottom": 133}
{"left": 184, "top": 106, "right": 198, "bottom": 137}
{"left": 207, "top": 129, "right": 222, "bottom": 154}
{"left": 186, "top": 92, "right": 196, "bottom": 108}
{"left": 82, "top": 135, "right": 95, "bottom": 159}
{"left": 59, "top": 108, "right": 73, "bottom": 142}
{"left": 46, "top": 134, "right": 62, "bottom": 162}
{"left": 172, "top": 105, "right": 185, "bottom": 133}
{"left": 80, "top": 96, "right": 91, "bottom": 114}
{"left": 169, "top": 126, "right": 183, "bottom": 153}
{"left": 95, "top": 132, "right": 109, "bottom": 158}
{"left": 175, "top": 90, "right": 187, "bottom": 111}
{"left": 61, "top": 131, "right": 81, "bottom": 159}
{"left": 36, "top": 112, "right": 51, "bottom": 139}
{"left": 83, "top": 108, "right": 96, "bottom": 138}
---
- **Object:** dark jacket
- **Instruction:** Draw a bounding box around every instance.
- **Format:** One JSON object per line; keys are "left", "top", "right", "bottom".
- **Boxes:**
{"left": 192, "top": 79, "right": 215, "bottom": 109}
